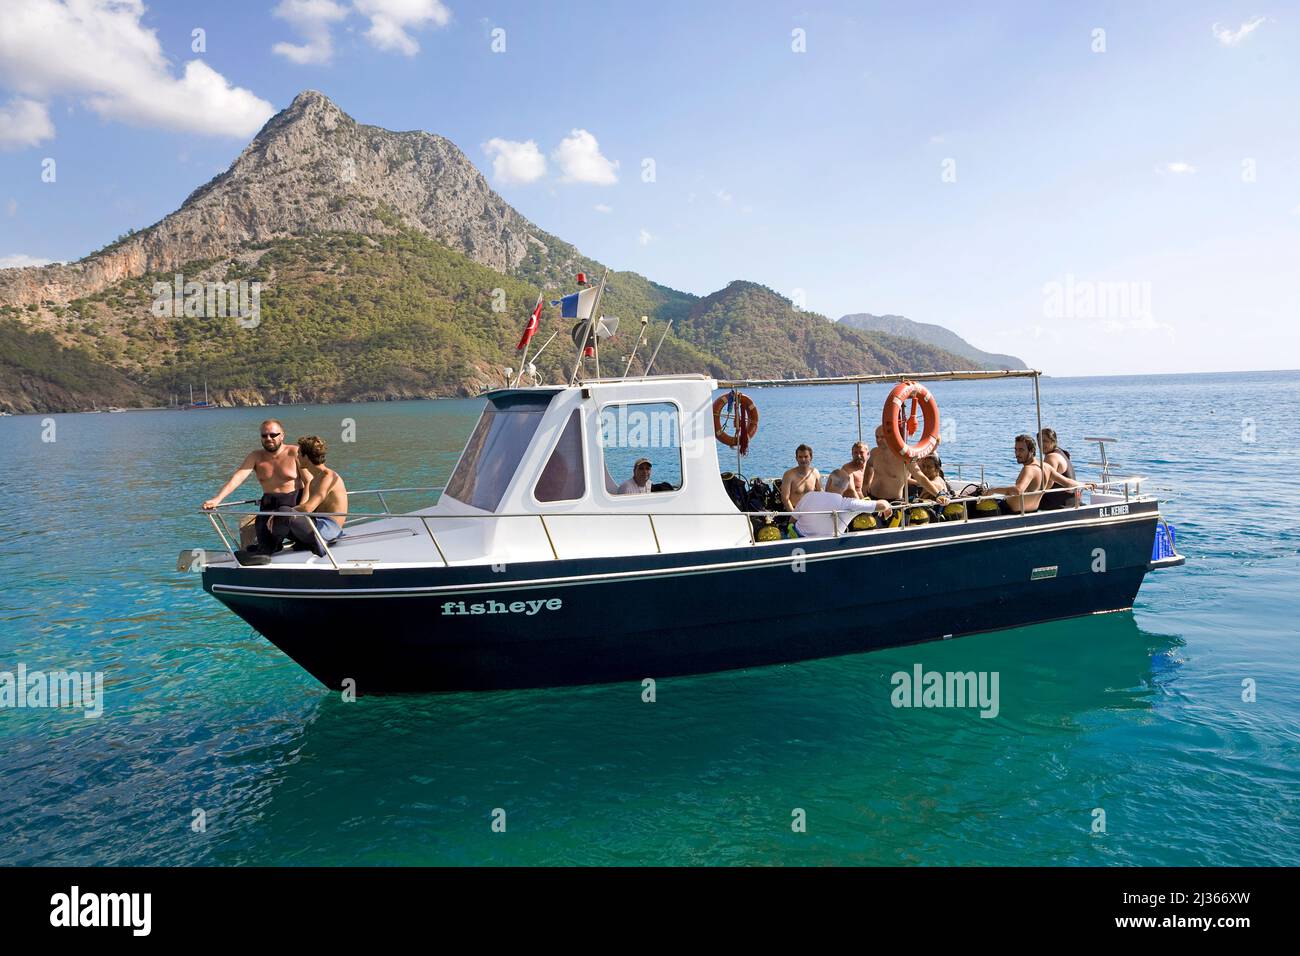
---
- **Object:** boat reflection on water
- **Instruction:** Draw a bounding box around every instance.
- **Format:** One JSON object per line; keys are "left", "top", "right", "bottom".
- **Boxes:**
{"left": 197, "top": 610, "right": 1183, "bottom": 864}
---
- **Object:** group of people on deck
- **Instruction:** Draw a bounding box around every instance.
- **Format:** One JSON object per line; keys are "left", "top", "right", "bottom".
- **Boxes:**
{"left": 780, "top": 427, "right": 1092, "bottom": 537}
{"left": 201, "top": 420, "right": 349, "bottom": 565}
{"left": 197, "top": 417, "right": 1093, "bottom": 557}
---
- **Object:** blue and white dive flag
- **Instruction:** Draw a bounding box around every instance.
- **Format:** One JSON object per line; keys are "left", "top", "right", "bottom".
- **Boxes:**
{"left": 551, "top": 287, "right": 598, "bottom": 320}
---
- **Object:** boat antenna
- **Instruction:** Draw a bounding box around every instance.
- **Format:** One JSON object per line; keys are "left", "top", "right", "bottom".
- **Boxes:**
{"left": 568, "top": 269, "right": 608, "bottom": 385}
{"left": 640, "top": 319, "right": 673, "bottom": 379}
{"left": 1032, "top": 370, "right": 1044, "bottom": 473}
{"left": 622, "top": 315, "right": 649, "bottom": 379}
{"left": 855, "top": 382, "right": 863, "bottom": 445}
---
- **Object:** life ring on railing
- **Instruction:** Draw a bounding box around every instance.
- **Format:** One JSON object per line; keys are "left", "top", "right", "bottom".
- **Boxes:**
{"left": 713, "top": 392, "right": 759, "bottom": 449}
{"left": 883, "top": 381, "right": 940, "bottom": 460}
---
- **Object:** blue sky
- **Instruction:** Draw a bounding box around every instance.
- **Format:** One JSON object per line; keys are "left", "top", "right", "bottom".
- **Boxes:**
{"left": 1, "top": 0, "right": 1297, "bottom": 376}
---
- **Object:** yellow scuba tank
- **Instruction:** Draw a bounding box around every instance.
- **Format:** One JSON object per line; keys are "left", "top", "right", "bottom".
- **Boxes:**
{"left": 849, "top": 513, "right": 878, "bottom": 531}
{"left": 756, "top": 523, "right": 783, "bottom": 542}
{"left": 942, "top": 502, "right": 967, "bottom": 522}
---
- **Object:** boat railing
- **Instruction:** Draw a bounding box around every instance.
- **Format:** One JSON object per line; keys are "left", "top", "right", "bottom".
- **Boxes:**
{"left": 195, "top": 475, "right": 1152, "bottom": 572}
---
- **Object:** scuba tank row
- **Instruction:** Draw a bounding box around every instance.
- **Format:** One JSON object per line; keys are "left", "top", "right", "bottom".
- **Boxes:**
{"left": 845, "top": 496, "right": 1001, "bottom": 531}
{"left": 724, "top": 471, "right": 1006, "bottom": 540}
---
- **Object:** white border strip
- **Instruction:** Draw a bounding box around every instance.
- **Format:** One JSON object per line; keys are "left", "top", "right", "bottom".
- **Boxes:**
{"left": 211, "top": 509, "right": 1158, "bottom": 600}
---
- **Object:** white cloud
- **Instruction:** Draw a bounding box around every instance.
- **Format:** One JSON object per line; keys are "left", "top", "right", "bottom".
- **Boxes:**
{"left": 0, "top": 253, "right": 53, "bottom": 269}
{"left": 354, "top": 0, "right": 451, "bottom": 56}
{"left": 638, "top": 228, "right": 653, "bottom": 246}
{"left": 1212, "top": 16, "right": 1267, "bottom": 46}
{"left": 482, "top": 137, "right": 546, "bottom": 185}
{"left": 714, "top": 188, "right": 733, "bottom": 204}
{"left": 0, "top": 96, "right": 54, "bottom": 150}
{"left": 5, "top": 199, "right": 16, "bottom": 217}
{"left": 1158, "top": 161, "right": 1196, "bottom": 175}
{"left": 552, "top": 129, "right": 619, "bottom": 185}
{"left": 929, "top": 133, "right": 946, "bottom": 145}
{"left": 272, "top": 0, "right": 349, "bottom": 65}
{"left": 1291, "top": 203, "right": 1300, "bottom": 216}
{"left": 0, "top": 0, "right": 274, "bottom": 139}
{"left": 593, "top": 203, "right": 612, "bottom": 213}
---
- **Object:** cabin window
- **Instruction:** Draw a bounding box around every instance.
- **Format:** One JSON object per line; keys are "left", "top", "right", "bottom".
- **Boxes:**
{"left": 445, "top": 399, "right": 547, "bottom": 511}
{"left": 534, "top": 410, "right": 586, "bottom": 503}
{"left": 599, "top": 401, "right": 683, "bottom": 494}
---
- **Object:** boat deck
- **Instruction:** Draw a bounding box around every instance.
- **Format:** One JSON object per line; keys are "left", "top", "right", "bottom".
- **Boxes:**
{"left": 188, "top": 483, "right": 1175, "bottom": 575}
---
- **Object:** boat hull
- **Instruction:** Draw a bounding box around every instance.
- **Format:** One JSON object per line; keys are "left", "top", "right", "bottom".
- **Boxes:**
{"left": 202, "top": 502, "right": 1163, "bottom": 692}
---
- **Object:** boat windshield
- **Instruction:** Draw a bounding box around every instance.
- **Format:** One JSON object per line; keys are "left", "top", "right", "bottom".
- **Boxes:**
{"left": 445, "top": 398, "right": 548, "bottom": 511}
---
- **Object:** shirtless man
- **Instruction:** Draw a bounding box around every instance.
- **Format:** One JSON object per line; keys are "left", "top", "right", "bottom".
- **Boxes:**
{"left": 780, "top": 444, "right": 822, "bottom": 511}
{"left": 825, "top": 442, "right": 868, "bottom": 498}
{"left": 986, "top": 433, "right": 1095, "bottom": 514}
{"left": 865, "top": 425, "right": 914, "bottom": 501}
{"left": 986, "top": 434, "right": 1047, "bottom": 514}
{"left": 277, "top": 435, "right": 348, "bottom": 558}
{"left": 201, "top": 420, "right": 300, "bottom": 555}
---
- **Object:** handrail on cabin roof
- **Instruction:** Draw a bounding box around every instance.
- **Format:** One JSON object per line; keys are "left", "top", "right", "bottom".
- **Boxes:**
{"left": 716, "top": 369, "right": 1042, "bottom": 389}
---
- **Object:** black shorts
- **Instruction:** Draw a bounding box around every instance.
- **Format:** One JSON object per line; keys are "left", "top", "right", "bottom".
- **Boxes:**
{"left": 1037, "top": 488, "right": 1076, "bottom": 511}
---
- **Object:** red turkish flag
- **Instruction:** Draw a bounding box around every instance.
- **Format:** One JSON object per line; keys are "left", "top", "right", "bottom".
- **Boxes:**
{"left": 516, "top": 296, "right": 543, "bottom": 351}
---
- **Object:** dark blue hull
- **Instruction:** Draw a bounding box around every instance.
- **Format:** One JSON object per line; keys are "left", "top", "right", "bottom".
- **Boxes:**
{"left": 202, "top": 502, "right": 1163, "bottom": 692}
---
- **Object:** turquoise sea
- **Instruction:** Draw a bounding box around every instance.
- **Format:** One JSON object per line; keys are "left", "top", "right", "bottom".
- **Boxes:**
{"left": 1, "top": 370, "right": 1297, "bottom": 866}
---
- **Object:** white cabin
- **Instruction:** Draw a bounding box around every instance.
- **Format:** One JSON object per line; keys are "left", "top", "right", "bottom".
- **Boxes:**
{"left": 321, "top": 375, "right": 752, "bottom": 568}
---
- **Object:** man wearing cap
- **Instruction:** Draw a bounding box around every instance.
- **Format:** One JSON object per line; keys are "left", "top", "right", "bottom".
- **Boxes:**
{"left": 618, "top": 459, "right": 654, "bottom": 494}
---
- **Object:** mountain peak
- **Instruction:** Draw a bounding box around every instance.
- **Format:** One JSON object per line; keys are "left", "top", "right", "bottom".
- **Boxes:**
{"left": 243, "top": 89, "right": 350, "bottom": 152}
{"left": 288, "top": 89, "right": 337, "bottom": 111}
{"left": 273, "top": 89, "right": 348, "bottom": 131}
{"left": 0, "top": 90, "right": 580, "bottom": 307}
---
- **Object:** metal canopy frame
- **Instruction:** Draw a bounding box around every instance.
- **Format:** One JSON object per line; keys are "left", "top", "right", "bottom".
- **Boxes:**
{"left": 717, "top": 368, "right": 1048, "bottom": 477}
{"left": 716, "top": 369, "right": 1041, "bottom": 389}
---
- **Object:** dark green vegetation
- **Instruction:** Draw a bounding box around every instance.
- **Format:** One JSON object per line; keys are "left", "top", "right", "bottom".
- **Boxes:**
{"left": 0, "top": 231, "right": 975, "bottom": 412}
{"left": 683, "top": 282, "right": 981, "bottom": 378}
{"left": 0, "top": 318, "right": 154, "bottom": 413}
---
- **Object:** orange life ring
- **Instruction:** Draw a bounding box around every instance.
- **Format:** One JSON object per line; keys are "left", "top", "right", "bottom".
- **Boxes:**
{"left": 713, "top": 393, "right": 759, "bottom": 448}
{"left": 883, "top": 382, "right": 940, "bottom": 460}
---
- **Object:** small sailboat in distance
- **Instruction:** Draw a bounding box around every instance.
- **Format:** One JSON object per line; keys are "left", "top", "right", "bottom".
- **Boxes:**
{"left": 184, "top": 381, "right": 216, "bottom": 410}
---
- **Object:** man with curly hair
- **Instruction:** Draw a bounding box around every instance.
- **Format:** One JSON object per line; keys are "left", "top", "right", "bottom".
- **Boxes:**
{"left": 279, "top": 435, "right": 349, "bottom": 557}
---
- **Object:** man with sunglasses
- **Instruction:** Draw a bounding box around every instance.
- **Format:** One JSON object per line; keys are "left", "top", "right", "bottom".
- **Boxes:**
{"left": 201, "top": 420, "right": 301, "bottom": 559}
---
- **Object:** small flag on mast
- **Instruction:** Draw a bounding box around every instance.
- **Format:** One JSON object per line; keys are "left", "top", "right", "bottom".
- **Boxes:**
{"left": 551, "top": 287, "right": 598, "bottom": 320}
{"left": 516, "top": 295, "right": 543, "bottom": 351}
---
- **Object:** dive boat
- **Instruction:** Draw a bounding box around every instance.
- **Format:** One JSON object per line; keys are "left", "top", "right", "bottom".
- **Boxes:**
{"left": 186, "top": 364, "right": 1183, "bottom": 693}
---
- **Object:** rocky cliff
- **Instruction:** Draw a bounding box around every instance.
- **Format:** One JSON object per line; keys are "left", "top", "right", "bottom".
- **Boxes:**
{"left": 0, "top": 90, "right": 578, "bottom": 310}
